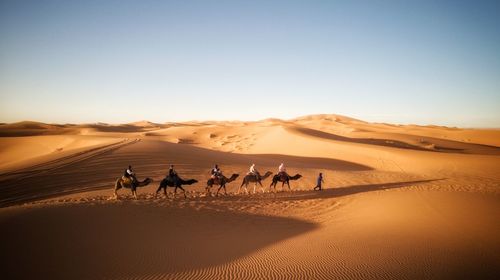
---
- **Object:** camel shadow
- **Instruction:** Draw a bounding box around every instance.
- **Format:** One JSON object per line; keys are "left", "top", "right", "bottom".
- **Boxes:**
{"left": 0, "top": 140, "right": 371, "bottom": 208}
{"left": 271, "top": 179, "right": 445, "bottom": 202}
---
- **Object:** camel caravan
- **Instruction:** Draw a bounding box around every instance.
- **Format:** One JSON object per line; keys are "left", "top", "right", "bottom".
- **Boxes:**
{"left": 113, "top": 163, "right": 304, "bottom": 199}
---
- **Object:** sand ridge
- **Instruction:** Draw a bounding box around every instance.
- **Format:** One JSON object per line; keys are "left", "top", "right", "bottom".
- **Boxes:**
{"left": 0, "top": 114, "right": 499, "bottom": 279}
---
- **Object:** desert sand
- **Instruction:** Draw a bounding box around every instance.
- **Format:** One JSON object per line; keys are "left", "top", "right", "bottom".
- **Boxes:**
{"left": 0, "top": 114, "right": 499, "bottom": 279}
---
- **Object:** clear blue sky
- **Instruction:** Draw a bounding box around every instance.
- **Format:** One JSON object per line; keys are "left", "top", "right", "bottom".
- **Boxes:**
{"left": 1, "top": 0, "right": 499, "bottom": 127}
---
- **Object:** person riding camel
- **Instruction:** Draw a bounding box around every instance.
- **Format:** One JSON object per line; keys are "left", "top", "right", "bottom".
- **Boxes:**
{"left": 278, "top": 163, "right": 287, "bottom": 179}
{"left": 211, "top": 164, "right": 222, "bottom": 181}
{"left": 124, "top": 165, "right": 138, "bottom": 187}
{"left": 249, "top": 163, "right": 261, "bottom": 180}
{"left": 168, "top": 164, "right": 178, "bottom": 178}
{"left": 278, "top": 163, "right": 286, "bottom": 173}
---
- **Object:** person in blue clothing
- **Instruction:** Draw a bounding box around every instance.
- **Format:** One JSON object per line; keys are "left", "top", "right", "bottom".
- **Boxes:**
{"left": 313, "top": 172, "right": 324, "bottom": 191}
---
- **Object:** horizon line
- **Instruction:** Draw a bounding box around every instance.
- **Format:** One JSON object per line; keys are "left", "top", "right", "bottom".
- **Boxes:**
{"left": 2, "top": 113, "right": 499, "bottom": 130}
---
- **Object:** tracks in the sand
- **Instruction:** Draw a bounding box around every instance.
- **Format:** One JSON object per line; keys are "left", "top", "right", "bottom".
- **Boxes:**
{"left": 0, "top": 138, "right": 139, "bottom": 182}
{"left": 0, "top": 139, "right": 140, "bottom": 207}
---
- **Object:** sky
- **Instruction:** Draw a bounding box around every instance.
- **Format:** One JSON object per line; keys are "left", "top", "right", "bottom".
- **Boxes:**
{"left": 1, "top": 0, "right": 499, "bottom": 127}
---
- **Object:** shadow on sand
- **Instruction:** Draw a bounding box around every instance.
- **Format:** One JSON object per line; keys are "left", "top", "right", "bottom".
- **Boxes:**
{"left": 0, "top": 203, "right": 317, "bottom": 279}
{"left": 0, "top": 139, "right": 371, "bottom": 208}
{"left": 288, "top": 126, "right": 500, "bottom": 155}
{"left": 270, "top": 179, "right": 446, "bottom": 202}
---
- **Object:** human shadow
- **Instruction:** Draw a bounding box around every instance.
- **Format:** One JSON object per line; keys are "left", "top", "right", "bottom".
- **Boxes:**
{"left": 0, "top": 140, "right": 371, "bottom": 208}
{"left": 270, "top": 179, "right": 445, "bottom": 202}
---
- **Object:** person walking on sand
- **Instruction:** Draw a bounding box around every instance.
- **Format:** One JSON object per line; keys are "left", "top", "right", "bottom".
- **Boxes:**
{"left": 314, "top": 172, "right": 324, "bottom": 191}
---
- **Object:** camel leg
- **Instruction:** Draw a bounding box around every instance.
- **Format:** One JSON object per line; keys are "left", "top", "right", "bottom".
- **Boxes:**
{"left": 241, "top": 182, "right": 248, "bottom": 195}
{"left": 178, "top": 186, "right": 187, "bottom": 198}
{"left": 216, "top": 185, "right": 223, "bottom": 196}
{"left": 224, "top": 184, "right": 228, "bottom": 195}
{"left": 114, "top": 182, "right": 122, "bottom": 199}
{"left": 287, "top": 180, "right": 291, "bottom": 191}
{"left": 154, "top": 185, "right": 162, "bottom": 198}
{"left": 132, "top": 188, "right": 137, "bottom": 199}
{"left": 237, "top": 181, "right": 245, "bottom": 195}
{"left": 258, "top": 181, "right": 265, "bottom": 193}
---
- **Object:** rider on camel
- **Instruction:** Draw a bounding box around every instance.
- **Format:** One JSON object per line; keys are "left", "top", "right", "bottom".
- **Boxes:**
{"left": 278, "top": 163, "right": 288, "bottom": 179}
{"left": 249, "top": 163, "right": 261, "bottom": 180}
{"left": 124, "top": 165, "right": 138, "bottom": 187}
{"left": 168, "top": 164, "right": 178, "bottom": 178}
{"left": 211, "top": 164, "right": 222, "bottom": 181}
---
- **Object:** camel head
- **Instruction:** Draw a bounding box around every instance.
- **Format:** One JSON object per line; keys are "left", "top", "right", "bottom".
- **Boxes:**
{"left": 228, "top": 174, "right": 239, "bottom": 182}
{"left": 184, "top": 179, "right": 198, "bottom": 185}
{"left": 142, "top": 178, "right": 153, "bottom": 185}
{"left": 261, "top": 171, "right": 273, "bottom": 179}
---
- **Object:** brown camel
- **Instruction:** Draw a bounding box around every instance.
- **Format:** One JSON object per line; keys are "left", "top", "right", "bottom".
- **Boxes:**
{"left": 155, "top": 176, "right": 198, "bottom": 198}
{"left": 238, "top": 171, "right": 273, "bottom": 194}
{"left": 113, "top": 176, "right": 153, "bottom": 199}
{"left": 269, "top": 173, "right": 302, "bottom": 192}
{"left": 206, "top": 174, "right": 239, "bottom": 196}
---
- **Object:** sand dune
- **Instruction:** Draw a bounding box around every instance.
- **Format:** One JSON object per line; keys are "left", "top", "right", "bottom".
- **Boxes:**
{"left": 0, "top": 202, "right": 317, "bottom": 279}
{"left": 0, "top": 135, "right": 123, "bottom": 172}
{"left": 0, "top": 139, "right": 374, "bottom": 207}
{"left": 0, "top": 114, "right": 499, "bottom": 279}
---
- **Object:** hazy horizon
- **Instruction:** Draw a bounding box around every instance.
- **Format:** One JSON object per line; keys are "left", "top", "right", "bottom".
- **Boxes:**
{"left": 4, "top": 113, "right": 500, "bottom": 129}
{"left": 1, "top": 0, "right": 499, "bottom": 127}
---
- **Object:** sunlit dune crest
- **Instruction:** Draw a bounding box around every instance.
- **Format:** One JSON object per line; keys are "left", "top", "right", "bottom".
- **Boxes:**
{"left": 0, "top": 114, "right": 499, "bottom": 279}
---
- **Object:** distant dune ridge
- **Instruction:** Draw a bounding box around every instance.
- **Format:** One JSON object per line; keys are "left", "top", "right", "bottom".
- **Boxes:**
{"left": 0, "top": 114, "right": 499, "bottom": 279}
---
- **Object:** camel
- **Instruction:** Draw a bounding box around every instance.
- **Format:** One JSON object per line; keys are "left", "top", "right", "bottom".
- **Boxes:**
{"left": 113, "top": 176, "right": 153, "bottom": 199}
{"left": 269, "top": 173, "right": 302, "bottom": 192}
{"left": 206, "top": 174, "right": 239, "bottom": 196}
{"left": 155, "top": 176, "right": 198, "bottom": 198}
{"left": 238, "top": 171, "right": 273, "bottom": 194}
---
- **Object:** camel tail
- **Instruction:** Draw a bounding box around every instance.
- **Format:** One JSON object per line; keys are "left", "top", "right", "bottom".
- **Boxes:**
{"left": 158, "top": 178, "right": 167, "bottom": 189}
{"left": 240, "top": 177, "right": 248, "bottom": 187}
